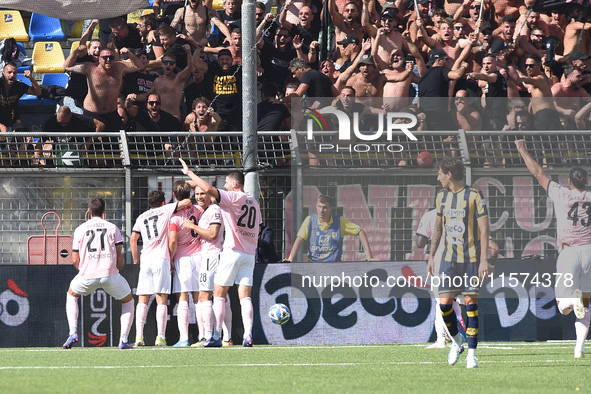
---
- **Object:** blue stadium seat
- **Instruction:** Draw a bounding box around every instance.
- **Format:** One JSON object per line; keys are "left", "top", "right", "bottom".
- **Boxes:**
{"left": 28, "top": 13, "right": 66, "bottom": 41}
{"left": 40, "top": 73, "right": 68, "bottom": 105}
{"left": 15, "top": 74, "right": 40, "bottom": 105}
{"left": 16, "top": 43, "right": 30, "bottom": 73}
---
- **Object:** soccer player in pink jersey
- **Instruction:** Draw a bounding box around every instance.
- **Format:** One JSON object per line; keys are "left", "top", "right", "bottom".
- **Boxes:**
{"left": 130, "top": 190, "right": 192, "bottom": 347}
{"left": 63, "top": 198, "right": 135, "bottom": 350}
{"left": 181, "top": 186, "right": 228, "bottom": 345}
{"left": 169, "top": 180, "right": 203, "bottom": 347}
{"left": 516, "top": 139, "right": 591, "bottom": 359}
{"left": 180, "top": 158, "right": 261, "bottom": 347}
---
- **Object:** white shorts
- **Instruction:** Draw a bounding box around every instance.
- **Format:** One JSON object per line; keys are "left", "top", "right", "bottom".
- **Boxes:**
{"left": 137, "top": 256, "right": 172, "bottom": 295}
{"left": 200, "top": 254, "right": 220, "bottom": 292}
{"left": 70, "top": 272, "right": 131, "bottom": 300}
{"left": 214, "top": 249, "right": 255, "bottom": 287}
{"left": 555, "top": 245, "right": 591, "bottom": 299}
{"left": 172, "top": 253, "right": 201, "bottom": 293}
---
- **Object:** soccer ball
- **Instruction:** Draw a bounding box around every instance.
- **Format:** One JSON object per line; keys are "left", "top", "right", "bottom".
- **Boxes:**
{"left": 269, "top": 303, "right": 291, "bottom": 325}
{"left": 417, "top": 151, "right": 434, "bottom": 167}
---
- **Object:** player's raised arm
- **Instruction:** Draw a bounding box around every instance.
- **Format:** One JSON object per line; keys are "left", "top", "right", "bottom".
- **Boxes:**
{"left": 179, "top": 158, "right": 220, "bottom": 201}
{"left": 514, "top": 139, "right": 550, "bottom": 191}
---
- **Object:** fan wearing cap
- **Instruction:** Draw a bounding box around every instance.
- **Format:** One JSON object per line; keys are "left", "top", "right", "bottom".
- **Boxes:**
{"left": 201, "top": 48, "right": 243, "bottom": 131}
{"left": 563, "top": 50, "right": 591, "bottom": 95}
{"left": 346, "top": 52, "right": 413, "bottom": 99}
{"left": 489, "top": 40, "right": 522, "bottom": 97}
{"left": 136, "top": 43, "right": 204, "bottom": 120}
{"left": 362, "top": 0, "right": 412, "bottom": 70}
{"left": 333, "top": 34, "right": 362, "bottom": 74}
{"left": 329, "top": 0, "right": 364, "bottom": 61}
{"left": 453, "top": 0, "right": 491, "bottom": 34}
{"left": 418, "top": 48, "right": 469, "bottom": 130}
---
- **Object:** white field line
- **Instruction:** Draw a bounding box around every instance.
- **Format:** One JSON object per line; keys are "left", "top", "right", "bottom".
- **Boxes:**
{"left": 0, "top": 341, "right": 579, "bottom": 353}
{"left": 0, "top": 358, "right": 586, "bottom": 371}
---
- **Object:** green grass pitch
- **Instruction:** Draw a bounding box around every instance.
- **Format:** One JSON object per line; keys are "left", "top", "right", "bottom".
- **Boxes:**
{"left": 0, "top": 342, "right": 587, "bottom": 393}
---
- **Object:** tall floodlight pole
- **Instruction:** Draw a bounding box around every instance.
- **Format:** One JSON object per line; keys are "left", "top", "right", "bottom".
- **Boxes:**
{"left": 242, "top": 0, "right": 260, "bottom": 201}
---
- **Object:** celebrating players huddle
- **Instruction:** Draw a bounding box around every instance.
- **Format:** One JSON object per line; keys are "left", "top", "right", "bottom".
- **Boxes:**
{"left": 63, "top": 160, "right": 261, "bottom": 349}
{"left": 63, "top": 148, "right": 591, "bottom": 361}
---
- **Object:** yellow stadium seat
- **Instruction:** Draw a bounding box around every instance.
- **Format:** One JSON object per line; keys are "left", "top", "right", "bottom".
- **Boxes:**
{"left": 0, "top": 10, "right": 29, "bottom": 42}
{"left": 142, "top": 8, "right": 160, "bottom": 16}
{"left": 70, "top": 40, "right": 80, "bottom": 55}
{"left": 65, "top": 20, "right": 99, "bottom": 39}
{"left": 69, "top": 20, "right": 85, "bottom": 38}
{"left": 212, "top": 0, "right": 224, "bottom": 10}
{"left": 32, "top": 42, "right": 65, "bottom": 73}
{"left": 127, "top": 10, "right": 143, "bottom": 24}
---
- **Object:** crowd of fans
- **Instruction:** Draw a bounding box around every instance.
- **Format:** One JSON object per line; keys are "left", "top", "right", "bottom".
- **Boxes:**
{"left": 1, "top": 0, "right": 591, "bottom": 166}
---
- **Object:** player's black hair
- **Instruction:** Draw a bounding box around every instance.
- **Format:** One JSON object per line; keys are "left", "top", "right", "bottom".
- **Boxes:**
{"left": 89, "top": 198, "right": 106, "bottom": 217}
{"left": 226, "top": 171, "right": 244, "bottom": 187}
{"left": 437, "top": 158, "right": 464, "bottom": 181}
{"left": 502, "top": 15, "right": 517, "bottom": 24}
{"left": 173, "top": 180, "right": 192, "bottom": 201}
{"left": 570, "top": 167, "right": 588, "bottom": 190}
{"left": 148, "top": 190, "right": 166, "bottom": 208}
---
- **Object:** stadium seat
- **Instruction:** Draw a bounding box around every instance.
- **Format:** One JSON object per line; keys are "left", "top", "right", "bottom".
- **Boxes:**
{"left": 40, "top": 73, "right": 69, "bottom": 105}
{"left": 127, "top": 10, "right": 143, "bottom": 25}
{"left": 67, "top": 20, "right": 84, "bottom": 38}
{"left": 70, "top": 40, "right": 80, "bottom": 55}
{"left": 16, "top": 43, "right": 30, "bottom": 73}
{"left": 29, "top": 13, "right": 66, "bottom": 41}
{"left": 32, "top": 42, "right": 65, "bottom": 73}
{"left": 15, "top": 74, "right": 40, "bottom": 105}
{"left": 0, "top": 10, "right": 29, "bottom": 42}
